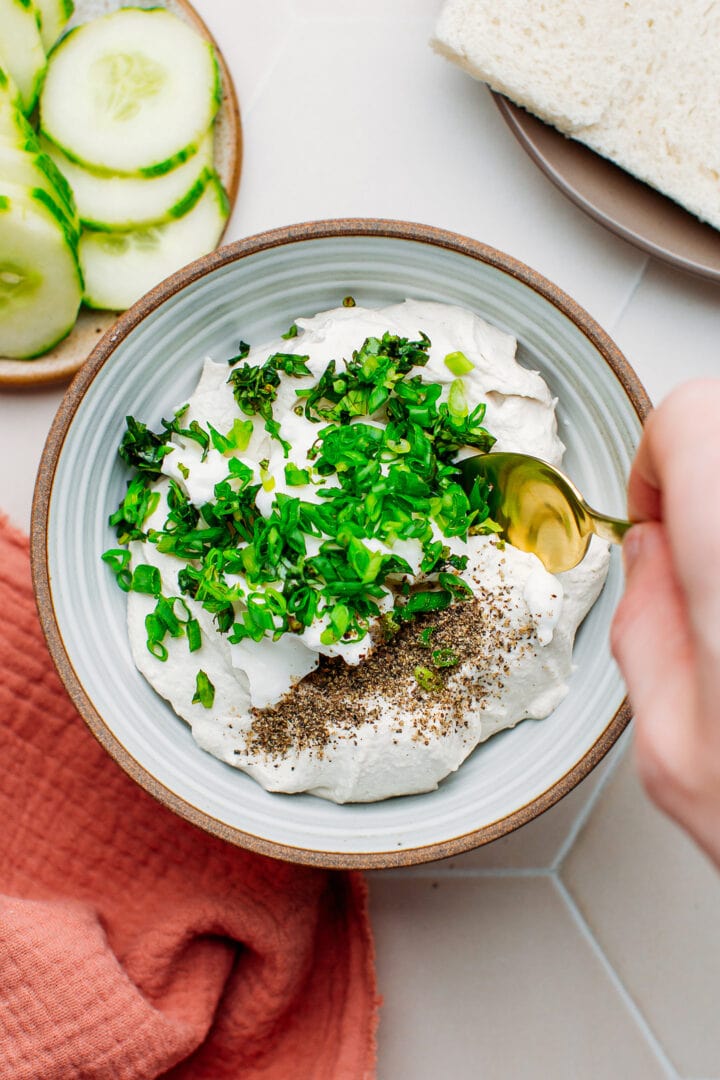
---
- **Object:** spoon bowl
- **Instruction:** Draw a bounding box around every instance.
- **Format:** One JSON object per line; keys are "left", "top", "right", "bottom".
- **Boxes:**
{"left": 459, "top": 452, "right": 631, "bottom": 574}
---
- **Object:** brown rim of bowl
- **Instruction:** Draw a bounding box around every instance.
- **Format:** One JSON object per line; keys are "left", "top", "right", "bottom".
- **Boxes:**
{"left": 31, "top": 218, "right": 651, "bottom": 870}
{"left": 0, "top": 0, "right": 242, "bottom": 389}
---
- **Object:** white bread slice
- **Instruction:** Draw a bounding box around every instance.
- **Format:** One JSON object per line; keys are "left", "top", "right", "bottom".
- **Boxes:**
{"left": 432, "top": 0, "right": 720, "bottom": 232}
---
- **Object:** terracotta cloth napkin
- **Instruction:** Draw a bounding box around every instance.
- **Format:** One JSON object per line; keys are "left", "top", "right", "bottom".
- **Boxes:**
{"left": 0, "top": 517, "right": 378, "bottom": 1080}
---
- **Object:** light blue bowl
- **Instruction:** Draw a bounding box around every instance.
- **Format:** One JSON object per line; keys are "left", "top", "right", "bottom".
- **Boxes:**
{"left": 32, "top": 220, "right": 650, "bottom": 868}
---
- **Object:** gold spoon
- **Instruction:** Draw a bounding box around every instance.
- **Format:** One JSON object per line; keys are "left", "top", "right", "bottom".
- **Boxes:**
{"left": 458, "top": 452, "right": 631, "bottom": 574}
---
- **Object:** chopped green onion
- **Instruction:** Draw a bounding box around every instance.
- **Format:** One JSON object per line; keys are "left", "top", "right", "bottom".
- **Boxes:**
{"left": 284, "top": 463, "right": 310, "bottom": 486}
{"left": 192, "top": 670, "right": 215, "bottom": 708}
{"left": 414, "top": 665, "right": 443, "bottom": 692}
{"left": 227, "top": 341, "right": 251, "bottom": 366}
{"left": 187, "top": 618, "right": 202, "bottom": 652}
{"left": 131, "top": 564, "right": 161, "bottom": 596}
{"left": 444, "top": 351, "right": 474, "bottom": 376}
{"left": 105, "top": 323, "right": 497, "bottom": 657}
{"left": 447, "top": 378, "right": 468, "bottom": 419}
{"left": 432, "top": 647, "right": 459, "bottom": 668}
{"left": 209, "top": 418, "right": 254, "bottom": 454}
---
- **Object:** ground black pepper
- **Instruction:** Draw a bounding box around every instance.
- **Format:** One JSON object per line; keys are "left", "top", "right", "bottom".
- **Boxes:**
{"left": 242, "top": 558, "right": 537, "bottom": 762}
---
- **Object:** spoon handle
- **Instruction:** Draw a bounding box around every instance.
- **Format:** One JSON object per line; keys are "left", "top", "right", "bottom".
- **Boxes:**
{"left": 588, "top": 509, "right": 632, "bottom": 546}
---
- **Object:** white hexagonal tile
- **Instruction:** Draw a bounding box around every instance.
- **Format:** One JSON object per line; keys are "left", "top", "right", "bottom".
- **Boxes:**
{"left": 562, "top": 746, "right": 720, "bottom": 1078}
{"left": 612, "top": 259, "right": 720, "bottom": 406}
{"left": 370, "top": 875, "right": 667, "bottom": 1079}
{"left": 291, "top": 0, "right": 441, "bottom": 18}
{"left": 198, "top": 0, "right": 296, "bottom": 120}
{"left": 232, "top": 16, "right": 647, "bottom": 331}
{"left": 0, "top": 386, "right": 66, "bottom": 531}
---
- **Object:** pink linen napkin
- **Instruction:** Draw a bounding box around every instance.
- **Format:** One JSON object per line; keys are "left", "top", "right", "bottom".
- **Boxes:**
{"left": 0, "top": 516, "right": 378, "bottom": 1079}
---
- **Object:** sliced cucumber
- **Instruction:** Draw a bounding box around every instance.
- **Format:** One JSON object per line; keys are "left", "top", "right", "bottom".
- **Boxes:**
{"left": 35, "top": 0, "right": 74, "bottom": 52}
{"left": 0, "top": 0, "right": 47, "bottom": 114}
{"left": 40, "top": 8, "right": 221, "bottom": 177}
{"left": 0, "top": 189, "right": 82, "bottom": 358}
{"left": 43, "top": 129, "right": 214, "bottom": 231}
{"left": 0, "top": 107, "right": 79, "bottom": 213}
{"left": 0, "top": 149, "right": 79, "bottom": 239}
{"left": 0, "top": 101, "right": 38, "bottom": 145}
{"left": 81, "top": 174, "right": 229, "bottom": 311}
{"left": 0, "top": 66, "right": 23, "bottom": 111}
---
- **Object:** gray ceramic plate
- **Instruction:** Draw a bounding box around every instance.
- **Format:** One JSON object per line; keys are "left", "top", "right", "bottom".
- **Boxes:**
{"left": 495, "top": 95, "right": 720, "bottom": 284}
{"left": 32, "top": 220, "right": 650, "bottom": 868}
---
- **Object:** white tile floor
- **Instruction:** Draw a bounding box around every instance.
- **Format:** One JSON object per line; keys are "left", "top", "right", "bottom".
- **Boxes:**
{"left": 2, "top": 3, "right": 719, "bottom": 1077}
{"left": 371, "top": 734, "right": 720, "bottom": 1078}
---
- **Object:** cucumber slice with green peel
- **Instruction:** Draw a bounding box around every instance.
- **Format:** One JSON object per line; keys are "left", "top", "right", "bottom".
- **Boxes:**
{"left": 0, "top": 102, "right": 38, "bottom": 145}
{"left": 34, "top": 0, "right": 74, "bottom": 52}
{"left": 80, "top": 174, "right": 229, "bottom": 311}
{"left": 40, "top": 8, "right": 221, "bottom": 177}
{"left": 0, "top": 190, "right": 83, "bottom": 358}
{"left": 0, "top": 113, "right": 76, "bottom": 211}
{"left": 0, "top": 0, "right": 47, "bottom": 114}
{"left": 0, "top": 150, "right": 79, "bottom": 238}
{"left": 0, "top": 66, "right": 23, "bottom": 111}
{"left": 43, "top": 129, "right": 214, "bottom": 231}
{"left": 33, "top": 146, "right": 76, "bottom": 211}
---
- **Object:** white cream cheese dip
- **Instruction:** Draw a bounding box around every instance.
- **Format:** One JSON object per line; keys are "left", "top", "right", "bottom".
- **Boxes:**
{"left": 120, "top": 300, "right": 609, "bottom": 803}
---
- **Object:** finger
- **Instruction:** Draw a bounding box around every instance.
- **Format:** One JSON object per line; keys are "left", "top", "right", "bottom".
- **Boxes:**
{"left": 624, "top": 382, "right": 720, "bottom": 674}
{"left": 626, "top": 379, "right": 720, "bottom": 525}
{"left": 611, "top": 523, "right": 696, "bottom": 770}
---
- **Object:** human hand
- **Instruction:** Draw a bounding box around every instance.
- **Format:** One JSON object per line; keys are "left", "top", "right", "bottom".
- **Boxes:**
{"left": 611, "top": 379, "right": 720, "bottom": 868}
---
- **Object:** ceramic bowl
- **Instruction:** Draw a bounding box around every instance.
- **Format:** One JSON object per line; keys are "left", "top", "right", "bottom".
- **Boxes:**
{"left": 32, "top": 220, "right": 650, "bottom": 868}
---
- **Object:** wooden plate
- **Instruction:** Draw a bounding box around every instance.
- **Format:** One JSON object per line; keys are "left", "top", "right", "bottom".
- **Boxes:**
{"left": 0, "top": 0, "right": 241, "bottom": 388}
{"left": 494, "top": 94, "right": 720, "bottom": 284}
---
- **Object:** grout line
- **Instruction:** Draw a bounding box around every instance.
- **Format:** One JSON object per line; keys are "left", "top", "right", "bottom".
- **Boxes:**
{"left": 607, "top": 254, "right": 651, "bottom": 333}
{"left": 551, "top": 730, "right": 632, "bottom": 871}
{"left": 553, "top": 876, "right": 680, "bottom": 1080}
{"left": 371, "top": 866, "right": 554, "bottom": 880}
{"left": 241, "top": 19, "right": 299, "bottom": 122}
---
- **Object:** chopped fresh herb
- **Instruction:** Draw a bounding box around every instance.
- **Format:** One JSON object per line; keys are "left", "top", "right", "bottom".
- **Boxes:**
{"left": 284, "top": 462, "right": 310, "bottom": 486}
{"left": 105, "top": 321, "right": 499, "bottom": 671}
{"left": 282, "top": 323, "right": 299, "bottom": 339}
{"left": 130, "top": 563, "right": 161, "bottom": 596}
{"left": 431, "top": 647, "right": 459, "bottom": 669}
{"left": 413, "top": 665, "right": 443, "bottom": 692}
{"left": 187, "top": 618, "right": 202, "bottom": 652}
{"left": 117, "top": 416, "right": 169, "bottom": 476}
{"left": 208, "top": 417, "right": 254, "bottom": 454}
{"left": 178, "top": 462, "right": 190, "bottom": 480}
{"left": 447, "top": 378, "right": 468, "bottom": 420}
{"left": 444, "top": 351, "right": 474, "bottom": 376}
{"left": 297, "top": 331, "right": 432, "bottom": 424}
{"left": 380, "top": 612, "right": 402, "bottom": 640}
{"left": 228, "top": 352, "right": 311, "bottom": 421}
{"left": 417, "top": 626, "right": 436, "bottom": 647}
{"left": 192, "top": 670, "right": 215, "bottom": 708}
{"left": 342, "top": 295, "right": 356, "bottom": 307}
{"left": 101, "top": 548, "right": 132, "bottom": 591}
{"left": 227, "top": 341, "right": 251, "bottom": 366}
